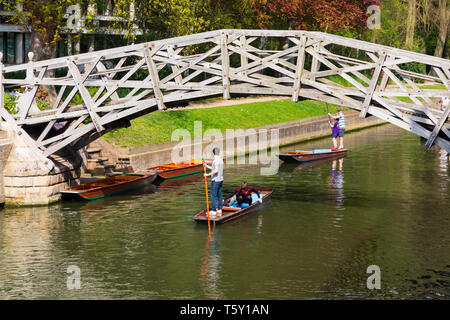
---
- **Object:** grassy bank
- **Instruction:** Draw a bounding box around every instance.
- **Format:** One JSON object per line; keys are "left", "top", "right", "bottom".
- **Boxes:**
{"left": 104, "top": 99, "right": 342, "bottom": 148}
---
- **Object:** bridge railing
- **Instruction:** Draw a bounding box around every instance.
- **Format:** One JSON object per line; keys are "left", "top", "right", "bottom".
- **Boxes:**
{"left": 0, "top": 29, "right": 449, "bottom": 170}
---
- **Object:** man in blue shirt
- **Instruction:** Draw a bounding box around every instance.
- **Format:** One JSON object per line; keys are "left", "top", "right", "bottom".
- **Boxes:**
{"left": 328, "top": 108, "right": 345, "bottom": 150}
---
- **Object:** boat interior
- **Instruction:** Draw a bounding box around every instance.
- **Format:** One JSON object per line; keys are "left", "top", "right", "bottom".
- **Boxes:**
{"left": 282, "top": 149, "right": 335, "bottom": 155}
{"left": 199, "top": 189, "right": 272, "bottom": 219}
{"left": 146, "top": 160, "right": 207, "bottom": 171}
{"left": 67, "top": 174, "right": 145, "bottom": 191}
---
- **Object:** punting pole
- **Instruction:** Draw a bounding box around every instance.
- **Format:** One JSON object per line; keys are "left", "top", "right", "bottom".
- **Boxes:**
{"left": 326, "top": 102, "right": 334, "bottom": 133}
{"left": 326, "top": 103, "right": 332, "bottom": 121}
{"left": 203, "top": 160, "right": 212, "bottom": 240}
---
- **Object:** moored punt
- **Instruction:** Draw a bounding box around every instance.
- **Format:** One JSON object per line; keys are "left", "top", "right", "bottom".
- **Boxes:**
{"left": 60, "top": 173, "right": 158, "bottom": 201}
{"left": 193, "top": 187, "right": 273, "bottom": 224}
{"left": 142, "top": 160, "right": 212, "bottom": 181}
{"left": 277, "top": 149, "right": 347, "bottom": 163}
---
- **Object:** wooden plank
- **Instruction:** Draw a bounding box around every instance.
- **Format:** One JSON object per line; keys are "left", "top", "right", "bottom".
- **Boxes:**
{"left": 310, "top": 42, "right": 321, "bottom": 82}
{"left": 360, "top": 52, "right": 387, "bottom": 118}
{"left": 38, "top": 115, "right": 88, "bottom": 147}
{"left": 239, "top": 35, "right": 248, "bottom": 77}
{"left": 228, "top": 45, "right": 297, "bottom": 79}
{"left": 220, "top": 32, "right": 231, "bottom": 99}
{"left": 292, "top": 36, "right": 307, "bottom": 102}
{"left": 433, "top": 67, "right": 450, "bottom": 90}
{"left": 67, "top": 59, "right": 104, "bottom": 132}
{"left": 381, "top": 66, "right": 439, "bottom": 125}
{"left": 167, "top": 45, "right": 183, "bottom": 85}
{"left": 306, "top": 47, "right": 368, "bottom": 93}
{"left": 19, "top": 67, "right": 47, "bottom": 120}
{"left": 144, "top": 48, "right": 166, "bottom": 110}
{"left": 94, "top": 58, "right": 146, "bottom": 107}
{"left": 95, "top": 60, "right": 123, "bottom": 102}
{"left": 369, "top": 105, "right": 450, "bottom": 152}
{"left": 231, "top": 45, "right": 299, "bottom": 76}
{"left": 425, "top": 103, "right": 450, "bottom": 148}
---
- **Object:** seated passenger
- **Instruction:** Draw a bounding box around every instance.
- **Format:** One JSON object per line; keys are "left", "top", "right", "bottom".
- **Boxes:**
{"left": 230, "top": 182, "right": 262, "bottom": 207}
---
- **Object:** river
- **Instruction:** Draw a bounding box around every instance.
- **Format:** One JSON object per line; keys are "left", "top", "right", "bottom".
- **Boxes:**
{"left": 0, "top": 124, "right": 449, "bottom": 299}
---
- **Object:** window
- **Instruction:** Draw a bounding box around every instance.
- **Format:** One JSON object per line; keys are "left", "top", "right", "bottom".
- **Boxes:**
{"left": 7, "top": 33, "right": 14, "bottom": 63}
{"left": 0, "top": 33, "right": 4, "bottom": 62}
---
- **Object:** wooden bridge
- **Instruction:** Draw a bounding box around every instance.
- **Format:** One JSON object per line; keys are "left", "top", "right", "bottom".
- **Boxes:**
{"left": 1, "top": 29, "right": 449, "bottom": 170}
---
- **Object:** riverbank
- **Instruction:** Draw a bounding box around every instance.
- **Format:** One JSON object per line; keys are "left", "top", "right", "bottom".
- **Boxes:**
{"left": 99, "top": 109, "right": 386, "bottom": 171}
{"left": 103, "top": 98, "right": 343, "bottom": 148}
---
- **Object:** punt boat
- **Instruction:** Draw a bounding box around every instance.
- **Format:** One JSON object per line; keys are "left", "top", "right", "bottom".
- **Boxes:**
{"left": 193, "top": 187, "right": 273, "bottom": 224}
{"left": 142, "top": 160, "right": 212, "bottom": 181}
{"left": 60, "top": 173, "right": 158, "bottom": 201}
{"left": 277, "top": 149, "right": 347, "bottom": 163}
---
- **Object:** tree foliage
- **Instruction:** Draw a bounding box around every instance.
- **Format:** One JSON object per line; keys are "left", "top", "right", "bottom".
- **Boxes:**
{"left": 0, "top": 0, "right": 446, "bottom": 61}
{"left": 247, "top": 0, "right": 381, "bottom": 32}
{"left": 0, "top": 0, "right": 88, "bottom": 60}
{"left": 114, "top": 0, "right": 210, "bottom": 41}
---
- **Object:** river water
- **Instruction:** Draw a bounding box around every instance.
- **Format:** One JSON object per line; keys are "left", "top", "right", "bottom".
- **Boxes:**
{"left": 0, "top": 124, "right": 449, "bottom": 300}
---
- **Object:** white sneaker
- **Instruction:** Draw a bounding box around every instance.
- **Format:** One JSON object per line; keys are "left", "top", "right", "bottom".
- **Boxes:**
{"left": 216, "top": 209, "right": 222, "bottom": 216}
{"left": 208, "top": 210, "right": 216, "bottom": 217}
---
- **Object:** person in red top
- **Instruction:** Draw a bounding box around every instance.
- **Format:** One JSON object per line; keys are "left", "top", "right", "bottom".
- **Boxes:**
{"left": 230, "top": 182, "right": 263, "bottom": 206}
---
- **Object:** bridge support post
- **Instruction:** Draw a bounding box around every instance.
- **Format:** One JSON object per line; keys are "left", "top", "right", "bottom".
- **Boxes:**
{"left": 425, "top": 104, "right": 450, "bottom": 148}
{"left": 220, "top": 32, "right": 231, "bottom": 100}
{"left": 310, "top": 41, "right": 322, "bottom": 82}
{"left": 239, "top": 36, "right": 248, "bottom": 77}
{"left": 0, "top": 122, "right": 81, "bottom": 206}
{"left": 360, "top": 52, "right": 386, "bottom": 118}
{"left": 144, "top": 47, "right": 166, "bottom": 110}
{"left": 292, "top": 36, "right": 307, "bottom": 102}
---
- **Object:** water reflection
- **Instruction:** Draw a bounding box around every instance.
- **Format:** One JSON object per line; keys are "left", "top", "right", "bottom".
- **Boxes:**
{"left": 0, "top": 205, "right": 62, "bottom": 299}
{"left": 328, "top": 157, "right": 345, "bottom": 210}
{"left": 79, "top": 184, "right": 158, "bottom": 212}
{"left": 438, "top": 148, "right": 448, "bottom": 175}
{"left": 256, "top": 215, "right": 264, "bottom": 234}
{"left": 199, "top": 235, "right": 222, "bottom": 299}
{"left": 294, "top": 157, "right": 338, "bottom": 173}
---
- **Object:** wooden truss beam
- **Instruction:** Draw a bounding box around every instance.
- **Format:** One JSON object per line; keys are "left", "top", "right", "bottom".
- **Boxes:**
{"left": 0, "top": 29, "right": 448, "bottom": 167}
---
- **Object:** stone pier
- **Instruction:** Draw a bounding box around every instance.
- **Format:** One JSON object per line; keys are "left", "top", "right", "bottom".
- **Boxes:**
{"left": 0, "top": 122, "right": 81, "bottom": 206}
{"left": 0, "top": 130, "right": 13, "bottom": 207}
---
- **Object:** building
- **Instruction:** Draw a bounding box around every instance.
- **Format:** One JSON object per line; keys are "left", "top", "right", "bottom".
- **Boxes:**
{"left": 0, "top": 0, "right": 139, "bottom": 64}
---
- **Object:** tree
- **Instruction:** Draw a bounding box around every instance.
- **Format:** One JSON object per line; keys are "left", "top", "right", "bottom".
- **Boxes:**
{"left": 433, "top": 0, "right": 448, "bottom": 58}
{"left": 113, "top": 0, "right": 211, "bottom": 42}
{"left": 248, "top": 0, "right": 381, "bottom": 33}
{"left": 405, "top": 0, "right": 417, "bottom": 49}
{"left": 0, "top": 0, "right": 86, "bottom": 61}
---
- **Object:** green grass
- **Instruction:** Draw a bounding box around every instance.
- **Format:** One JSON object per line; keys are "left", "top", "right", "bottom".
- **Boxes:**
{"left": 104, "top": 99, "right": 343, "bottom": 148}
{"left": 387, "top": 84, "right": 446, "bottom": 103}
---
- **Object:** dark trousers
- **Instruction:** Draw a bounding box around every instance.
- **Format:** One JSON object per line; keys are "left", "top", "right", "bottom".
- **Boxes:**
{"left": 210, "top": 181, "right": 223, "bottom": 211}
{"left": 237, "top": 194, "right": 252, "bottom": 205}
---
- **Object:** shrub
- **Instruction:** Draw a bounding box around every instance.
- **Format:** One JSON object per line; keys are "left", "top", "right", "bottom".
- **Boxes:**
{"left": 4, "top": 91, "right": 19, "bottom": 114}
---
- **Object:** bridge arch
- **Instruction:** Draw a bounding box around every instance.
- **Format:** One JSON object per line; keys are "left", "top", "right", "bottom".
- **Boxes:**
{"left": 0, "top": 29, "right": 449, "bottom": 170}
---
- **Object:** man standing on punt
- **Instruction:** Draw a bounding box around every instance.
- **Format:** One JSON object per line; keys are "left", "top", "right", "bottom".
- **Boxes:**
{"left": 204, "top": 147, "right": 224, "bottom": 217}
{"left": 328, "top": 108, "right": 346, "bottom": 150}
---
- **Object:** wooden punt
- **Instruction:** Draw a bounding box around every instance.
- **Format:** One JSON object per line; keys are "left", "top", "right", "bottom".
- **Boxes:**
{"left": 141, "top": 160, "right": 212, "bottom": 181}
{"left": 193, "top": 187, "right": 273, "bottom": 224}
{"left": 60, "top": 173, "right": 158, "bottom": 201}
{"left": 278, "top": 149, "right": 347, "bottom": 163}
